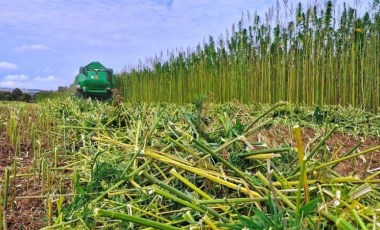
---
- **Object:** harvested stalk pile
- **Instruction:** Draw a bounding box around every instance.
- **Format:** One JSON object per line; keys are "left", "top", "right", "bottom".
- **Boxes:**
{"left": 1, "top": 99, "right": 379, "bottom": 229}
{"left": 39, "top": 98, "right": 378, "bottom": 230}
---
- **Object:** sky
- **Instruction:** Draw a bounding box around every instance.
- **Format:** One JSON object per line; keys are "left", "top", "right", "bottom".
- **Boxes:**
{"left": 0, "top": 0, "right": 373, "bottom": 90}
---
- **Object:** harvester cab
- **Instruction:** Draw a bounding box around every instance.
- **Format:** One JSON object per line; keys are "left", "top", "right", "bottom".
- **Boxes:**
{"left": 75, "top": 61, "right": 115, "bottom": 99}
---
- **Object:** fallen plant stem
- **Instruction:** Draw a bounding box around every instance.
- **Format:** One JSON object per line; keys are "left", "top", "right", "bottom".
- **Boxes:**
{"left": 94, "top": 208, "right": 181, "bottom": 230}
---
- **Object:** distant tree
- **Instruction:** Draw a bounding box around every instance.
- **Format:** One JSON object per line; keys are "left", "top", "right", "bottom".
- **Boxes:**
{"left": 58, "top": 86, "right": 68, "bottom": 92}
{"left": 11, "top": 88, "right": 23, "bottom": 100}
{"left": 4, "top": 94, "right": 13, "bottom": 101}
{"left": 21, "top": 93, "right": 32, "bottom": 102}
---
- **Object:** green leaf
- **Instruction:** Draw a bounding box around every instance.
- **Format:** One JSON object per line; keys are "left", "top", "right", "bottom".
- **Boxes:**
{"left": 253, "top": 208, "right": 273, "bottom": 226}
{"left": 268, "top": 194, "right": 278, "bottom": 216}
{"left": 239, "top": 215, "right": 263, "bottom": 229}
{"left": 298, "top": 197, "right": 320, "bottom": 221}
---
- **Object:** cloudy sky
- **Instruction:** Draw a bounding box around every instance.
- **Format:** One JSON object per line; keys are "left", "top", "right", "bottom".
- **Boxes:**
{"left": 0, "top": 0, "right": 372, "bottom": 90}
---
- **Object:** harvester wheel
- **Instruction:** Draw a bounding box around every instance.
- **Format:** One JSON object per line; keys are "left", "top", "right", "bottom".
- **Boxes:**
{"left": 75, "top": 91, "right": 82, "bottom": 98}
{"left": 108, "top": 90, "right": 113, "bottom": 98}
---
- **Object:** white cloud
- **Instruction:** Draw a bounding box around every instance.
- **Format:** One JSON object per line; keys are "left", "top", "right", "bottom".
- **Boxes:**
{"left": 4, "top": 74, "right": 29, "bottom": 81}
{"left": 0, "top": 74, "right": 57, "bottom": 90}
{"left": 0, "top": 74, "right": 30, "bottom": 88}
{"left": 0, "top": 80, "right": 31, "bottom": 88}
{"left": 15, "top": 44, "right": 50, "bottom": 52}
{"left": 0, "top": 61, "right": 18, "bottom": 70}
{"left": 0, "top": 80, "right": 17, "bottom": 87}
{"left": 34, "top": 75, "right": 56, "bottom": 82}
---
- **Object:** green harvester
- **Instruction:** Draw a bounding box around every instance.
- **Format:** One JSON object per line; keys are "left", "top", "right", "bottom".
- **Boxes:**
{"left": 75, "top": 61, "right": 115, "bottom": 99}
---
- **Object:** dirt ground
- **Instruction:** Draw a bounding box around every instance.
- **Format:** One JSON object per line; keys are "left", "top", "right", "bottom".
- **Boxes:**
{"left": 250, "top": 125, "right": 380, "bottom": 177}
{"left": 0, "top": 125, "right": 379, "bottom": 229}
{"left": 0, "top": 135, "right": 46, "bottom": 230}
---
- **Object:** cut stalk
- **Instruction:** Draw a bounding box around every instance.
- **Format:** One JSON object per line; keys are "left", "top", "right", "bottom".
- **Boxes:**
{"left": 3, "top": 168, "right": 9, "bottom": 230}
{"left": 244, "top": 101, "right": 287, "bottom": 131}
{"left": 193, "top": 139, "right": 260, "bottom": 193}
{"left": 3, "top": 168, "right": 9, "bottom": 212}
{"left": 170, "top": 168, "right": 211, "bottom": 200}
{"left": 293, "top": 125, "right": 310, "bottom": 210}
{"left": 145, "top": 149, "right": 261, "bottom": 197}
{"left": 94, "top": 208, "right": 181, "bottom": 230}
{"left": 320, "top": 210, "right": 357, "bottom": 230}
{"left": 197, "top": 197, "right": 298, "bottom": 205}
{"left": 142, "top": 172, "right": 229, "bottom": 223}
{"left": 89, "top": 158, "right": 152, "bottom": 207}
{"left": 290, "top": 124, "right": 337, "bottom": 174}
{"left": 351, "top": 209, "right": 368, "bottom": 230}
{"left": 153, "top": 188, "right": 206, "bottom": 214}
{"left": 238, "top": 147, "right": 291, "bottom": 158}
{"left": 255, "top": 172, "right": 296, "bottom": 210}
{"left": 330, "top": 141, "right": 363, "bottom": 169}
{"left": 0, "top": 185, "right": 2, "bottom": 229}
{"left": 170, "top": 168, "right": 229, "bottom": 212}
{"left": 310, "top": 145, "right": 380, "bottom": 172}
{"left": 203, "top": 215, "right": 219, "bottom": 230}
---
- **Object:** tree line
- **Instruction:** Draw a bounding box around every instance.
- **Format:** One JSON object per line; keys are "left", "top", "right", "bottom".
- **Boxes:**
{"left": 0, "top": 88, "right": 32, "bottom": 102}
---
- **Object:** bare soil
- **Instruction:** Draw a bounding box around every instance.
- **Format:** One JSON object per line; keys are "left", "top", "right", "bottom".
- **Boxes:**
{"left": 0, "top": 134, "right": 46, "bottom": 230}
{"left": 250, "top": 125, "right": 380, "bottom": 178}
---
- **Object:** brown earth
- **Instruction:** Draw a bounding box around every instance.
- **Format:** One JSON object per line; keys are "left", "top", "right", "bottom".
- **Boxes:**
{"left": 250, "top": 125, "right": 380, "bottom": 178}
{"left": 0, "top": 134, "right": 46, "bottom": 230}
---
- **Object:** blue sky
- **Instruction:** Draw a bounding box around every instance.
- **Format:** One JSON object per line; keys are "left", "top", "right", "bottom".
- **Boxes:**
{"left": 0, "top": 0, "right": 372, "bottom": 90}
